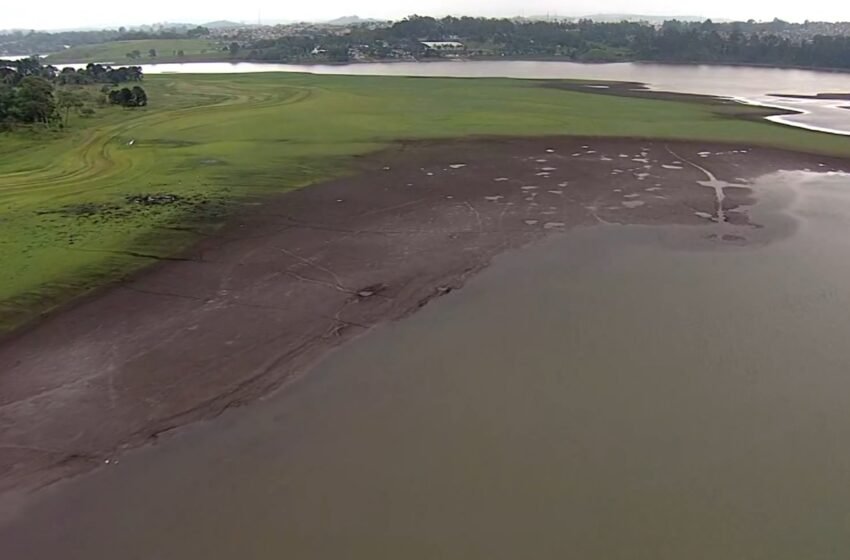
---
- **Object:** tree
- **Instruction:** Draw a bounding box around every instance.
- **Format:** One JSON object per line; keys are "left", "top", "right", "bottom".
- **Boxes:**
{"left": 177, "top": 49, "right": 185, "bottom": 57}
{"left": 0, "top": 57, "right": 145, "bottom": 128}
{"left": 14, "top": 76, "right": 57, "bottom": 124}
{"left": 148, "top": 48, "right": 157, "bottom": 58}
{"left": 131, "top": 86, "right": 147, "bottom": 107}
{"left": 118, "top": 87, "right": 134, "bottom": 106}
{"left": 0, "top": 84, "right": 15, "bottom": 127}
{"left": 325, "top": 46, "right": 351, "bottom": 63}
{"left": 187, "top": 26, "right": 209, "bottom": 38}
{"left": 108, "top": 85, "right": 148, "bottom": 107}
{"left": 56, "top": 89, "right": 84, "bottom": 124}
{"left": 110, "top": 87, "right": 133, "bottom": 106}
{"left": 0, "top": 67, "right": 17, "bottom": 86}
{"left": 15, "top": 56, "right": 47, "bottom": 78}
{"left": 229, "top": 42, "right": 240, "bottom": 56}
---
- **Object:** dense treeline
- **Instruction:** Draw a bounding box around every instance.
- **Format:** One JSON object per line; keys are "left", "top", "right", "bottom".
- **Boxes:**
{"left": 6, "top": 16, "right": 850, "bottom": 70}
{"left": 634, "top": 20, "right": 850, "bottom": 68}
{"left": 0, "top": 58, "right": 146, "bottom": 128}
{"left": 385, "top": 17, "right": 850, "bottom": 68}
{"left": 107, "top": 86, "right": 147, "bottom": 107}
{"left": 244, "top": 35, "right": 432, "bottom": 63}
{"left": 239, "top": 16, "right": 850, "bottom": 70}
{"left": 57, "top": 63, "right": 143, "bottom": 85}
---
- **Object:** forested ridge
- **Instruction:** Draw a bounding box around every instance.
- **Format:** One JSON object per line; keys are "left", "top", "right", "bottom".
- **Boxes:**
{"left": 240, "top": 16, "right": 850, "bottom": 70}
{"left": 6, "top": 16, "right": 850, "bottom": 70}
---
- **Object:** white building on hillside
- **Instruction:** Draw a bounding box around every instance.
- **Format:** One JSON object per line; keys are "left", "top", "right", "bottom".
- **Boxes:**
{"left": 421, "top": 41, "right": 465, "bottom": 52}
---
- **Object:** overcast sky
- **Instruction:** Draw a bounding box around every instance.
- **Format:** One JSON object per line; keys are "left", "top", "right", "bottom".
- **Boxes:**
{"left": 7, "top": 1, "right": 850, "bottom": 31}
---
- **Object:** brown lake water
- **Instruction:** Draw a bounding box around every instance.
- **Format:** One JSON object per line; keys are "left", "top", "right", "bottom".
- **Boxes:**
{"left": 3, "top": 170, "right": 850, "bottom": 558}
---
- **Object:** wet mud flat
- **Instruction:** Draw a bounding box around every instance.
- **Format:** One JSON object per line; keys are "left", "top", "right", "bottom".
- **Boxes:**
{"left": 6, "top": 164, "right": 850, "bottom": 559}
{"left": 0, "top": 137, "right": 847, "bottom": 500}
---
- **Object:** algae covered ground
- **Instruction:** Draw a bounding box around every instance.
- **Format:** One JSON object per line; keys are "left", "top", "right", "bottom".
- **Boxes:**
{"left": 2, "top": 72, "right": 850, "bottom": 332}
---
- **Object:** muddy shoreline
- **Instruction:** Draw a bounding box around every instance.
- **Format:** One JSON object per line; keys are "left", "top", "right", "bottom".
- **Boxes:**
{"left": 544, "top": 81, "right": 804, "bottom": 121}
{"left": 1, "top": 136, "right": 847, "bottom": 503}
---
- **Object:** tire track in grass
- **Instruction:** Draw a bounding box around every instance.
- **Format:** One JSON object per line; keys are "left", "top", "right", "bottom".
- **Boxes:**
{"left": 0, "top": 84, "right": 314, "bottom": 207}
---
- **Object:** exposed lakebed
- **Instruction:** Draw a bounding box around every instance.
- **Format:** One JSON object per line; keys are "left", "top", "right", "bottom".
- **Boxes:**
{"left": 3, "top": 139, "right": 850, "bottom": 558}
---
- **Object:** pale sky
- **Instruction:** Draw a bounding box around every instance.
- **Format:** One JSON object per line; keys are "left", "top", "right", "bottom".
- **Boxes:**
{"left": 6, "top": 0, "right": 850, "bottom": 31}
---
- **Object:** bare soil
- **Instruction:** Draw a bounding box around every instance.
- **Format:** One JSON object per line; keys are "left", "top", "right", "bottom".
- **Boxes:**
{"left": 769, "top": 92, "right": 850, "bottom": 100}
{"left": 1, "top": 136, "right": 847, "bottom": 500}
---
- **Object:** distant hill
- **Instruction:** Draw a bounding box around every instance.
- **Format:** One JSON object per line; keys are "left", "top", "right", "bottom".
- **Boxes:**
{"left": 202, "top": 20, "right": 250, "bottom": 29}
{"left": 324, "top": 16, "right": 383, "bottom": 26}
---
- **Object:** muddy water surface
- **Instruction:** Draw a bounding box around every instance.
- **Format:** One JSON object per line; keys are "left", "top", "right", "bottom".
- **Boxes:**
{"left": 3, "top": 171, "right": 850, "bottom": 558}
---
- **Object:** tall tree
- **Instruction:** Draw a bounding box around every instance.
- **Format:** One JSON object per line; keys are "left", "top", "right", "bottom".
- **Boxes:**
{"left": 117, "top": 87, "right": 133, "bottom": 106}
{"left": 56, "top": 89, "right": 84, "bottom": 124}
{"left": 131, "top": 86, "right": 148, "bottom": 107}
{"left": 14, "top": 76, "right": 57, "bottom": 124}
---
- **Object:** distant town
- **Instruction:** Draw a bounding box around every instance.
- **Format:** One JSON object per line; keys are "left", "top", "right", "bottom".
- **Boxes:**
{"left": 4, "top": 15, "right": 850, "bottom": 70}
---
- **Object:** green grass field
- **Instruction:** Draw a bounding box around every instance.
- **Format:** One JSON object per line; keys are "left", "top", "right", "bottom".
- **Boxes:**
{"left": 44, "top": 39, "right": 222, "bottom": 64}
{"left": 2, "top": 72, "right": 850, "bottom": 331}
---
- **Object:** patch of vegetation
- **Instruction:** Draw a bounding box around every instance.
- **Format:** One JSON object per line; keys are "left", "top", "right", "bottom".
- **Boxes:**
{"left": 2, "top": 71, "right": 850, "bottom": 332}
{"left": 36, "top": 201, "right": 124, "bottom": 217}
{"left": 125, "top": 193, "right": 182, "bottom": 205}
{"left": 1, "top": 25, "right": 211, "bottom": 58}
{"left": 57, "top": 64, "right": 143, "bottom": 85}
{"left": 1, "top": 58, "right": 145, "bottom": 128}
{"left": 11, "top": 17, "right": 850, "bottom": 69}
{"left": 108, "top": 86, "right": 148, "bottom": 107}
{"left": 215, "top": 16, "right": 850, "bottom": 69}
{"left": 44, "top": 39, "right": 221, "bottom": 64}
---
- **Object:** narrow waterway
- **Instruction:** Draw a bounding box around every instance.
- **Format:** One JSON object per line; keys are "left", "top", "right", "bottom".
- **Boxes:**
{"left": 666, "top": 146, "right": 747, "bottom": 223}
{"left": 3, "top": 169, "right": 850, "bottom": 558}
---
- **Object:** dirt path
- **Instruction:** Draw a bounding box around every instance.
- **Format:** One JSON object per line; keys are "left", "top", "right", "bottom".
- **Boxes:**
{"left": 1, "top": 137, "right": 846, "bottom": 501}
